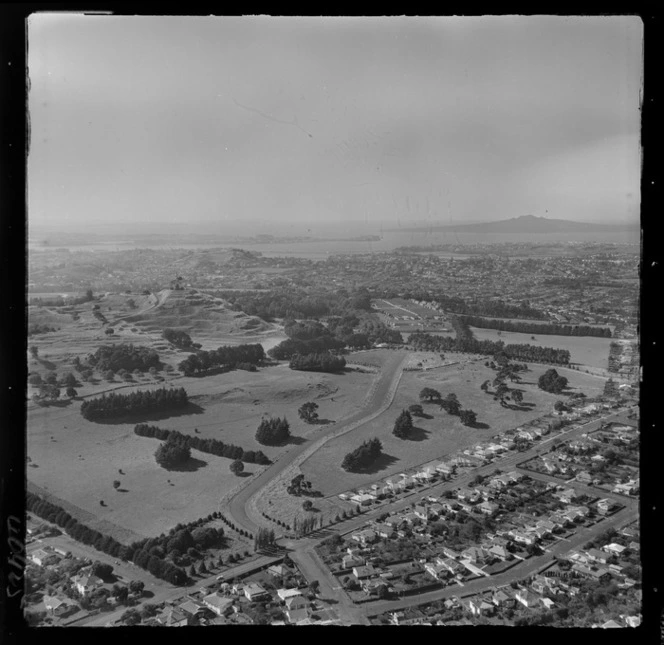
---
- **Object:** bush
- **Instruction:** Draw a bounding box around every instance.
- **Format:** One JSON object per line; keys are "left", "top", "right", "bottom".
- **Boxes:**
{"left": 154, "top": 437, "right": 191, "bottom": 469}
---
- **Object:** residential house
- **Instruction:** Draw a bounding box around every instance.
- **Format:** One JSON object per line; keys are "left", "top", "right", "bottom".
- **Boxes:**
{"left": 479, "top": 501, "right": 499, "bottom": 515}
{"left": 511, "top": 531, "right": 535, "bottom": 545}
{"left": 71, "top": 573, "right": 102, "bottom": 596}
{"left": 267, "top": 564, "right": 287, "bottom": 578}
{"left": 488, "top": 477, "right": 507, "bottom": 491}
{"left": 350, "top": 493, "right": 375, "bottom": 506}
{"left": 351, "top": 529, "right": 377, "bottom": 545}
{"left": 178, "top": 598, "right": 206, "bottom": 618}
{"left": 554, "top": 488, "right": 578, "bottom": 504}
{"left": 156, "top": 608, "right": 189, "bottom": 627}
{"left": 600, "top": 619, "right": 623, "bottom": 628}
{"left": 244, "top": 582, "right": 270, "bottom": 601}
{"left": 491, "top": 588, "right": 514, "bottom": 608}
{"left": 424, "top": 562, "right": 450, "bottom": 581}
{"left": 30, "top": 548, "right": 59, "bottom": 567}
{"left": 597, "top": 499, "right": 616, "bottom": 515}
{"left": 373, "top": 524, "right": 395, "bottom": 539}
{"left": 540, "top": 597, "right": 556, "bottom": 610}
{"left": 413, "top": 505, "right": 432, "bottom": 521}
{"left": 435, "top": 462, "right": 455, "bottom": 477}
{"left": 43, "top": 595, "right": 78, "bottom": 618}
{"left": 603, "top": 543, "right": 626, "bottom": 556}
{"left": 487, "top": 544, "right": 512, "bottom": 561}
{"left": 576, "top": 471, "right": 593, "bottom": 484}
{"left": 436, "top": 558, "right": 465, "bottom": 577}
{"left": 586, "top": 548, "right": 610, "bottom": 564}
{"left": 203, "top": 592, "right": 234, "bottom": 617}
{"left": 277, "top": 588, "right": 304, "bottom": 602}
{"left": 362, "top": 579, "right": 389, "bottom": 596}
{"left": 353, "top": 565, "right": 377, "bottom": 580}
{"left": 468, "top": 598, "right": 494, "bottom": 616}
{"left": 624, "top": 615, "right": 641, "bottom": 628}
{"left": 461, "top": 546, "right": 489, "bottom": 564}
{"left": 285, "top": 595, "right": 308, "bottom": 612}
{"left": 441, "top": 546, "right": 461, "bottom": 560}
{"left": 286, "top": 607, "right": 310, "bottom": 624}
{"left": 515, "top": 588, "right": 541, "bottom": 608}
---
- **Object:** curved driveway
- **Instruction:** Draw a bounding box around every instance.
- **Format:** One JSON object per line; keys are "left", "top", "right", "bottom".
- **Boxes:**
{"left": 226, "top": 351, "right": 409, "bottom": 533}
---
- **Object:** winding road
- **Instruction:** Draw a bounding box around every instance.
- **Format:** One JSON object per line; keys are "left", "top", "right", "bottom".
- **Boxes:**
{"left": 225, "top": 351, "right": 409, "bottom": 534}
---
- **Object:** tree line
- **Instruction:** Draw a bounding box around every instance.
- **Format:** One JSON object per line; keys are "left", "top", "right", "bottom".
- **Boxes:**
{"left": 178, "top": 343, "right": 265, "bottom": 376}
{"left": 26, "top": 491, "right": 188, "bottom": 586}
{"left": 289, "top": 352, "right": 347, "bottom": 373}
{"left": 80, "top": 387, "right": 189, "bottom": 420}
{"left": 409, "top": 329, "right": 571, "bottom": 365}
{"left": 374, "top": 290, "right": 547, "bottom": 320}
{"left": 458, "top": 315, "right": 612, "bottom": 338}
{"left": 84, "top": 343, "right": 162, "bottom": 373}
{"left": 341, "top": 437, "right": 383, "bottom": 472}
{"left": 134, "top": 423, "right": 271, "bottom": 465}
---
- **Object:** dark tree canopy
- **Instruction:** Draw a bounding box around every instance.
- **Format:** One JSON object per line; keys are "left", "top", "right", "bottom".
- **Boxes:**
{"left": 538, "top": 369, "right": 569, "bottom": 394}
{"left": 81, "top": 387, "right": 188, "bottom": 420}
{"left": 255, "top": 417, "right": 291, "bottom": 446}
{"left": 341, "top": 438, "right": 383, "bottom": 472}
{"left": 393, "top": 409, "right": 414, "bottom": 439}
{"left": 154, "top": 436, "right": 191, "bottom": 469}
{"left": 289, "top": 352, "right": 346, "bottom": 373}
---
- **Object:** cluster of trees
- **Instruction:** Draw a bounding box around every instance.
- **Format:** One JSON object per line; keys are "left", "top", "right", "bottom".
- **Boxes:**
{"left": 80, "top": 387, "right": 188, "bottom": 420}
{"left": 409, "top": 331, "right": 571, "bottom": 365}
{"left": 28, "top": 323, "right": 58, "bottom": 336}
{"left": 458, "top": 315, "right": 612, "bottom": 338}
{"left": 162, "top": 328, "right": 199, "bottom": 349}
{"left": 26, "top": 491, "right": 188, "bottom": 585}
{"left": 85, "top": 343, "right": 161, "bottom": 373}
{"left": 220, "top": 289, "right": 333, "bottom": 321}
{"left": 134, "top": 424, "right": 271, "bottom": 465}
{"left": 254, "top": 527, "right": 276, "bottom": 551}
{"left": 341, "top": 437, "right": 383, "bottom": 472}
{"left": 268, "top": 336, "right": 345, "bottom": 360}
{"left": 154, "top": 436, "right": 191, "bottom": 469}
{"left": 289, "top": 352, "right": 347, "bottom": 373}
{"left": 393, "top": 409, "right": 414, "bottom": 439}
{"left": 255, "top": 416, "right": 291, "bottom": 445}
{"left": 178, "top": 343, "right": 264, "bottom": 376}
{"left": 538, "top": 368, "right": 569, "bottom": 394}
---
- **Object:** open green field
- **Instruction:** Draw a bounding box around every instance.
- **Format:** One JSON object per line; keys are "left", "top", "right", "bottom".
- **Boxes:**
{"left": 300, "top": 353, "right": 607, "bottom": 496}
{"left": 26, "top": 363, "right": 376, "bottom": 542}
{"left": 470, "top": 326, "right": 613, "bottom": 370}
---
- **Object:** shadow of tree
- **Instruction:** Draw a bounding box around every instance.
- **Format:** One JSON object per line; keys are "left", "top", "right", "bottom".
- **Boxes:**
{"left": 37, "top": 358, "right": 57, "bottom": 370}
{"left": 347, "top": 453, "right": 400, "bottom": 475}
{"left": 165, "top": 456, "right": 208, "bottom": 472}
{"left": 404, "top": 426, "right": 430, "bottom": 441}
{"left": 117, "top": 488, "right": 129, "bottom": 493}
{"left": 237, "top": 471, "right": 252, "bottom": 478}
{"left": 312, "top": 418, "right": 334, "bottom": 425}
{"left": 466, "top": 421, "right": 491, "bottom": 430}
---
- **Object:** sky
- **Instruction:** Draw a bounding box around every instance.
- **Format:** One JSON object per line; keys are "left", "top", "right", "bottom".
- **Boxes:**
{"left": 28, "top": 15, "right": 643, "bottom": 234}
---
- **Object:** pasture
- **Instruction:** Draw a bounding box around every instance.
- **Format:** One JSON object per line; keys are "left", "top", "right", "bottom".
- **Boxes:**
{"left": 300, "top": 353, "right": 607, "bottom": 496}
{"left": 26, "top": 361, "right": 377, "bottom": 541}
{"left": 470, "top": 326, "right": 613, "bottom": 370}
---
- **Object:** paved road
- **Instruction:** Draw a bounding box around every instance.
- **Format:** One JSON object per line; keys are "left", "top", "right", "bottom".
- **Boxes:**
{"left": 365, "top": 504, "right": 638, "bottom": 615}
{"left": 265, "top": 407, "right": 637, "bottom": 619}
{"left": 79, "top": 554, "right": 282, "bottom": 626}
{"left": 226, "top": 351, "right": 409, "bottom": 534}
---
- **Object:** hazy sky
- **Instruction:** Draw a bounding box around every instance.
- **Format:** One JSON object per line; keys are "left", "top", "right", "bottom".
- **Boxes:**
{"left": 28, "top": 15, "right": 642, "bottom": 233}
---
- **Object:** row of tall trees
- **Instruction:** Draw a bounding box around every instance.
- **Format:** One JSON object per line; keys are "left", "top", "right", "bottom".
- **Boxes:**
{"left": 289, "top": 352, "right": 347, "bottom": 373}
{"left": 26, "top": 491, "right": 188, "bottom": 585}
{"left": 134, "top": 423, "right": 271, "bottom": 464}
{"left": 84, "top": 343, "right": 162, "bottom": 373}
{"left": 409, "top": 331, "right": 571, "bottom": 365}
{"left": 178, "top": 343, "right": 265, "bottom": 376}
{"left": 254, "top": 527, "right": 276, "bottom": 551}
{"left": 341, "top": 437, "right": 383, "bottom": 471}
{"left": 80, "top": 387, "right": 189, "bottom": 420}
{"left": 458, "top": 315, "right": 612, "bottom": 338}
